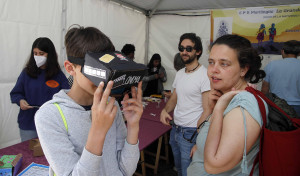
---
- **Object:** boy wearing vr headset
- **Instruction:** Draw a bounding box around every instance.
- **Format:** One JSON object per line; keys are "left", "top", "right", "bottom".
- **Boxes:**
{"left": 35, "top": 25, "right": 143, "bottom": 176}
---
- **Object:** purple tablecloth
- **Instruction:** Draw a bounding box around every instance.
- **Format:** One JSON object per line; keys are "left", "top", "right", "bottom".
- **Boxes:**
{"left": 142, "top": 101, "right": 173, "bottom": 122}
{"left": 138, "top": 119, "right": 171, "bottom": 151}
{"left": 0, "top": 140, "right": 49, "bottom": 174}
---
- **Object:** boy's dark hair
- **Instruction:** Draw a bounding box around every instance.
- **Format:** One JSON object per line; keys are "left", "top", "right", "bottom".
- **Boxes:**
{"left": 26, "top": 37, "right": 61, "bottom": 80}
{"left": 282, "top": 40, "right": 299, "bottom": 56}
{"left": 121, "top": 44, "right": 135, "bottom": 56}
{"left": 178, "top": 33, "right": 203, "bottom": 59}
{"left": 65, "top": 25, "right": 115, "bottom": 59}
{"left": 210, "top": 34, "right": 265, "bottom": 84}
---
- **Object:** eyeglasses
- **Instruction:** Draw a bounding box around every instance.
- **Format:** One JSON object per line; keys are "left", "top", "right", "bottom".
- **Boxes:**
{"left": 183, "top": 119, "right": 208, "bottom": 143}
{"left": 178, "top": 46, "right": 195, "bottom": 52}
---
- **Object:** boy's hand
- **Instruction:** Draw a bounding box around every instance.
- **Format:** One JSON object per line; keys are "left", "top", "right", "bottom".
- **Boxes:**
{"left": 91, "top": 81, "right": 118, "bottom": 134}
{"left": 121, "top": 82, "right": 143, "bottom": 127}
{"left": 121, "top": 82, "right": 143, "bottom": 145}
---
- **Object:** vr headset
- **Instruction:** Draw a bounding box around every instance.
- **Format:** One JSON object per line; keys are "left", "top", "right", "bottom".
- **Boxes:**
{"left": 68, "top": 51, "right": 147, "bottom": 90}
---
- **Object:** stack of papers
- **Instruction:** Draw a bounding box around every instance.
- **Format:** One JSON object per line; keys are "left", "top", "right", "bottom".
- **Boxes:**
{"left": 17, "top": 162, "right": 49, "bottom": 176}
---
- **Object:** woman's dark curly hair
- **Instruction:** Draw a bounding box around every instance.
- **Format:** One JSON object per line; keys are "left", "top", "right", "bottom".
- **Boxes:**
{"left": 210, "top": 34, "right": 265, "bottom": 83}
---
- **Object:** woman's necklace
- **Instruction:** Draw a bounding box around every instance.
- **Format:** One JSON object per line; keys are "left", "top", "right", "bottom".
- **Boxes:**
{"left": 185, "top": 63, "right": 200, "bottom": 73}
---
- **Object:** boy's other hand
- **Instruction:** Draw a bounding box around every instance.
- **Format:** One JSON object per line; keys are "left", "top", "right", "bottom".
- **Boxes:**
{"left": 121, "top": 81, "right": 143, "bottom": 127}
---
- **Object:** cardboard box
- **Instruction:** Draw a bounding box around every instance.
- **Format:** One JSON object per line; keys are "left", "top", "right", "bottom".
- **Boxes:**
{"left": 0, "top": 154, "right": 23, "bottom": 176}
{"left": 29, "top": 139, "right": 44, "bottom": 157}
{"left": 82, "top": 51, "right": 147, "bottom": 90}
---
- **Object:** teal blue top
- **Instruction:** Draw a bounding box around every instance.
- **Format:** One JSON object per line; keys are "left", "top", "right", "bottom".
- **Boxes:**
{"left": 187, "top": 91, "right": 268, "bottom": 176}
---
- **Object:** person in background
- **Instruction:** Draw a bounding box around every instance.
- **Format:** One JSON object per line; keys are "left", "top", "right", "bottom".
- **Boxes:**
{"left": 143, "top": 53, "right": 167, "bottom": 97}
{"left": 261, "top": 40, "right": 300, "bottom": 116}
{"left": 160, "top": 33, "right": 211, "bottom": 176}
{"left": 188, "top": 34, "right": 267, "bottom": 176}
{"left": 164, "top": 53, "right": 185, "bottom": 99}
{"left": 173, "top": 52, "right": 185, "bottom": 71}
{"left": 10, "top": 37, "right": 69, "bottom": 142}
{"left": 35, "top": 25, "right": 143, "bottom": 176}
{"left": 121, "top": 44, "right": 135, "bottom": 61}
{"left": 110, "top": 43, "right": 136, "bottom": 98}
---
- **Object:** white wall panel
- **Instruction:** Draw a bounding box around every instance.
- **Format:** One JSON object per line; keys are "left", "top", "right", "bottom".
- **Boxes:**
{"left": 66, "top": 0, "right": 146, "bottom": 64}
{"left": 0, "top": 0, "right": 146, "bottom": 149}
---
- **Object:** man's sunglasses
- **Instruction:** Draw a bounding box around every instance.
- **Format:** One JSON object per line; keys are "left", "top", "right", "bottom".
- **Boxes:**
{"left": 178, "top": 46, "right": 195, "bottom": 52}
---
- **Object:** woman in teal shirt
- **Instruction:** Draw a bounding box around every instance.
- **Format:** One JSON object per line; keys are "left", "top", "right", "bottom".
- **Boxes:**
{"left": 188, "top": 35, "right": 267, "bottom": 176}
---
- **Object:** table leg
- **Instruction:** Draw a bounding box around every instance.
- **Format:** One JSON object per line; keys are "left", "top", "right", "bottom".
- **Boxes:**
{"left": 141, "top": 150, "right": 146, "bottom": 176}
{"left": 154, "top": 136, "right": 163, "bottom": 174}
{"left": 164, "top": 133, "right": 169, "bottom": 164}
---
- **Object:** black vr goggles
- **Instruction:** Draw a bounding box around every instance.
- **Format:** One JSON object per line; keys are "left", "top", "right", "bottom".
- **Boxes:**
{"left": 68, "top": 51, "right": 147, "bottom": 90}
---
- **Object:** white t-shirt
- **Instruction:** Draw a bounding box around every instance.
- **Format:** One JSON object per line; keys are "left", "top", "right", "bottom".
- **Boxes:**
{"left": 172, "top": 65, "right": 210, "bottom": 127}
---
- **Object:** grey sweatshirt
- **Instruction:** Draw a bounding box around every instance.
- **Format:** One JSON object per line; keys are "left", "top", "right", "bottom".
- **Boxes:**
{"left": 35, "top": 90, "right": 139, "bottom": 176}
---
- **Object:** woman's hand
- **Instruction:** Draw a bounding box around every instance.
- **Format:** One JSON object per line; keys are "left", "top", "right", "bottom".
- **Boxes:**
{"left": 190, "top": 145, "right": 197, "bottom": 158}
{"left": 159, "top": 73, "right": 165, "bottom": 78}
{"left": 91, "top": 81, "right": 118, "bottom": 134}
{"left": 214, "top": 89, "right": 243, "bottom": 112}
{"left": 208, "top": 89, "right": 223, "bottom": 112}
{"left": 20, "top": 99, "right": 33, "bottom": 110}
{"left": 121, "top": 82, "right": 143, "bottom": 127}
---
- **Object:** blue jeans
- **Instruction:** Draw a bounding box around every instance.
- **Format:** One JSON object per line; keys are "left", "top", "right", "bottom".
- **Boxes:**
{"left": 169, "top": 125, "right": 197, "bottom": 176}
{"left": 19, "top": 129, "right": 38, "bottom": 142}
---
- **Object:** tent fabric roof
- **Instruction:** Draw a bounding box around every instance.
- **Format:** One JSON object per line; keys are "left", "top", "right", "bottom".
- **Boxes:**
{"left": 110, "top": 0, "right": 300, "bottom": 15}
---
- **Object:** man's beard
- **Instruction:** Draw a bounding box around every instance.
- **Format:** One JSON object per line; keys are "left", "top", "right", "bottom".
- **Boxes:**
{"left": 181, "top": 53, "right": 197, "bottom": 64}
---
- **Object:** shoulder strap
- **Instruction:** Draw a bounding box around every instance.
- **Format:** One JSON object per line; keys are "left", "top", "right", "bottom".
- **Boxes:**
{"left": 246, "top": 87, "right": 266, "bottom": 176}
{"left": 240, "top": 107, "right": 248, "bottom": 174}
{"left": 54, "top": 103, "right": 68, "bottom": 132}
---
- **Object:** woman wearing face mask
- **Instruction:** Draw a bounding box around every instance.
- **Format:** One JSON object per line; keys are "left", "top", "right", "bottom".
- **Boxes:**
{"left": 10, "top": 37, "right": 69, "bottom": 142}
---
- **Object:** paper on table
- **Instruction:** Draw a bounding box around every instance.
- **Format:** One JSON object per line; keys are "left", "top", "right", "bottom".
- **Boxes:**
{"left": 17, "top": 162, "right": 49, "bottom": 176}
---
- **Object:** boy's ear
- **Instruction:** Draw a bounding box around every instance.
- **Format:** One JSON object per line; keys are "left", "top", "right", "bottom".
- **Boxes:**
{"left": 64, "top": 60, "right": 75, "bottom": 75}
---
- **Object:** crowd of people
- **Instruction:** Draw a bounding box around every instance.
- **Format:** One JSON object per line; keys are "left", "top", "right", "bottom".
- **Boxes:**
{"left": 9, "top": 23, "right": 300, "bottom": 176}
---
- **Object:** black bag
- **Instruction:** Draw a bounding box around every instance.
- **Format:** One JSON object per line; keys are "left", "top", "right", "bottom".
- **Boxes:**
{"left": 264, "top": 92, "right": 299, "bottom": 131}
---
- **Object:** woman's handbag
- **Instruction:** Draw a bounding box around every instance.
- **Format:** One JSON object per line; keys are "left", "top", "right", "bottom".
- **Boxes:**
{"left": 246, "top": 87, "right": 300, "bottom": 176}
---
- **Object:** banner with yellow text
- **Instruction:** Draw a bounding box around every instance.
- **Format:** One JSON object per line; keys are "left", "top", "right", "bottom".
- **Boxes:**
{"left": 211, "top": 5, "right": 300, "bottom": 54}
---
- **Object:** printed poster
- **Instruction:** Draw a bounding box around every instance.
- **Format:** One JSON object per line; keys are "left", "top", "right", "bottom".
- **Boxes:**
{"left": 211, "top": 5, "right": 300, "bottom": 54}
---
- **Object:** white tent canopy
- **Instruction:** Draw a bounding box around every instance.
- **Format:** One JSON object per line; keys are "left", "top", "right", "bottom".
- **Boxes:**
{"left": 111, "top": 0, "right": 300, "bottom": 15}
{"left": 0, "top": 0, "right": 298, "bottom": 148}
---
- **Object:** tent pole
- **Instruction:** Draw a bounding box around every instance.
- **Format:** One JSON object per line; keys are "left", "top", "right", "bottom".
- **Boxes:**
{"left": 145, "top": 16, "right": 150, "bottom": 65}
{"left": 61, "top": 0, "right": 67, "bottom": 71}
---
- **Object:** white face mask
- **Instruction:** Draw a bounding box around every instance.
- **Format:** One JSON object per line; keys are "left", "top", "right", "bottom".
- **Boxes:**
{"left": 34, "top": 55, "right": 47, "bottom": 68}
